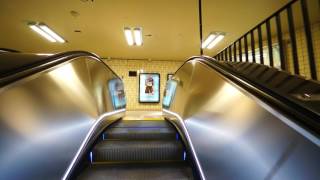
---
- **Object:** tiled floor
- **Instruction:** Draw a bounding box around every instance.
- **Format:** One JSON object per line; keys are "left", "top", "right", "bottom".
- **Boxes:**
{"left": 123, "top": 111, "right": 163, "bottom": 120}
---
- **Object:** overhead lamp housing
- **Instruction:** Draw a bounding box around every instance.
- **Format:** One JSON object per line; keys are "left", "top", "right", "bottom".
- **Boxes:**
{"left": 207, "top": 34, "right": 224, "bottom": 49}
{"left": 133, "top": 28, "right": 143, "bottom": 46}
{"left": 201, "top": 34, "right": 216, "bottom": 49}
{"left": 124, "top": 27, "right": 134, "bottom": 46}
{"left": 28, "top": 22, "right": 66, "bottom": 43}
{"left": 124, "top": 27, "right": 143, "bottom": 46}
{"left": 202, "top": 32, "right": 225, "bottom": 49}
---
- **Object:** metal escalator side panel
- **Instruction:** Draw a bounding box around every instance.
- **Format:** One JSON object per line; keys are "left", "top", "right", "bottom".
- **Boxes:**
{"left": 163, "top": 59, "right": 320, "bottom": 180}
{"left": 0, "top": 55, "right": 126, "bottom": 180}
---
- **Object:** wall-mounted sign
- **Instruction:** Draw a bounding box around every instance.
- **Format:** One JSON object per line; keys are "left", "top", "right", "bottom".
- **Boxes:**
{"left": 108, "top": 78, "right": 126, "bottom": 109}
{"left": 139, "top": 73, "right": 160, "bottom": 103}
{"left": 163, "top": 79, "right": 178, "bottom": 108}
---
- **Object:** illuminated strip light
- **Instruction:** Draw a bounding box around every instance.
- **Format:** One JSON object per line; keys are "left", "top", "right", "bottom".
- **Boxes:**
{"left": 201, "top": 34, "right": 216, "bottom": 49}
{"left": 207, "top": 34, "right": 225, "bottom": 49}
{"left": 133, "top": 27, "right": 143, "bottom": 46}
{"left": 29, "top": 24, "right": 57, "bottom": 42}
{"left": 28, "top": 23, "right": 66, "bottom": 43}
{"left": 89, "top": 151, "right": 93, "bottom": 163}
{"left": 124, "top": 27, "right": 134, "bottom": 46}
{"left": 39, "top": 24, "right": 65, "bottom": 43}
{"left": 163, "top": 109, "right": 206, "bottom": 180}
{"left": 62, "top": 108, "right": 126, "bottom": 180}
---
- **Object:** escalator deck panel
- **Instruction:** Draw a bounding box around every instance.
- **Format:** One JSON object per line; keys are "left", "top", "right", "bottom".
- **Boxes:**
{"left": 77, "top": 163, "right": 194, "bottom": 180}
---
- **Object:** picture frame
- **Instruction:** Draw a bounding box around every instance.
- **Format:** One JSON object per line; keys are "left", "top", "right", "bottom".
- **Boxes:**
{"left": 139, "top": 73, "right": 160, "bottom": 103}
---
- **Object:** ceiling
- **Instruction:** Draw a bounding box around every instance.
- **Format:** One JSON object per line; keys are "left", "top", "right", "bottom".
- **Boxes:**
{"left": 0, "top": 0, "right": 291, "bottom": 61}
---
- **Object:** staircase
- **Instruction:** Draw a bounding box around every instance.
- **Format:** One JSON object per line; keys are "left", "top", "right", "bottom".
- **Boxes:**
{"left": 77, "top": 120, "right": 194, "bottom": 180}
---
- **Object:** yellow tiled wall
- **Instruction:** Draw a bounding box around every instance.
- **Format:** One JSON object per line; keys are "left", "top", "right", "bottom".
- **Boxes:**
{"left": 231, "top": 21, "right": 320, "bottom": 80}
{"left": 104, "top": 59, "right": 184, "bottom": 111}
{"left": 286, "top": 22, "right": 320, "bottom": 79}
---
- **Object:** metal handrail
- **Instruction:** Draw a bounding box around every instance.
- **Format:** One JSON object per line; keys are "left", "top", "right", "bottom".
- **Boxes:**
{"left": 0, "top": 51, "right": 119, "bottom": 87}
{"left": 214, "top": 0, "right": 318, "bottom": 80}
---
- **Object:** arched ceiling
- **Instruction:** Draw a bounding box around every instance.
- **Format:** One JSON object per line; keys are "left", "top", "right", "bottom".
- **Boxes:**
{"left": 0, "top": 0, "right": 292, "bottom": 61}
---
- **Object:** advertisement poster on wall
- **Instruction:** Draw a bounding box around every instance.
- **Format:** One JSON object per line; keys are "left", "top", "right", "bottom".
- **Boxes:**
{"left": 108, "top": 78, "right": 126, "bottom": 109}
{"left": 139, "top": 73, "right": 160, "bottom": 103}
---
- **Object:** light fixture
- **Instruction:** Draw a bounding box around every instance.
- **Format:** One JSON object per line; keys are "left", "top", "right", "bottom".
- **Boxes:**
{"left": 201, "top": 32, "right": 225, "bottom": 49}
{"left": 29, "top": 24, "right": 56, "bottom": 42}
{"left": 124, "top": 27, "right": 134, "bottom": 46}
{"left": 207, "top": 34, "right": 224, "bottom": 49}
{"left": 201, "top": 34, "right": 216, "bottom": 49}
{"left": 28, "top": 22, "right": 66, "bottom": 43}
{"left": 124, "top": 27, "right": 143, "bottom": 46}
{"left": 133, "top": 28, "right": 143, "bottom": 46}
{"left": 39, "top": 24, "right": 65, "bottom": 43}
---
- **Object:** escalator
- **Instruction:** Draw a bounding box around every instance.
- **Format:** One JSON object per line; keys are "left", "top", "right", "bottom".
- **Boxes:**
{"left": 1, "top": 51, "right": 320, "bottom": 179}
{"left": 77, "top": 119, "right": 195, "bottom": 179}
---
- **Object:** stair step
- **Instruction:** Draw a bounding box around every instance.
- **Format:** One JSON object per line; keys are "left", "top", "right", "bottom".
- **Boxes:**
{"left": 103, "top": 127, "right": 177, "bottom": 140}
{"left": 77, "top": 162, "right": 194, "bottom": 180}
{"left": 111, "top": 120, "right": 171, "bottom": 128}
{"left": 93, "top": 140, "right": 185, "bottom": 162}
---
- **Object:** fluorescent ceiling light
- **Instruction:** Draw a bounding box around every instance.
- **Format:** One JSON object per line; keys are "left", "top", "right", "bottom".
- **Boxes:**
{"left": 124, "top": 27, "right": 134, "bottom": 46}
{"left": 201, "top": 34, "right": 216, "bottom": 49}
{"left": 133, "top": 28, "right": 143, "bottom": 46}
{"left": 207, "top": 34, "right": 225, "bottom": 49}
{"left": 28, "top": 23, "right": 66, "bottom": 43}
{"left": 29, "top": 24, "right": 57, "bottom": 42}
{"left": 39, "top": 24, "right": 65, "bottom": 43}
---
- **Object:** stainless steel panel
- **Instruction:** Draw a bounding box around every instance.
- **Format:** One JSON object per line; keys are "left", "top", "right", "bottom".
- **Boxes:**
{"left": 163, "top": 59, "right": 320, "bottom": 180}
{"left": 0, "top": 56, "right": 125, "bottom": 179}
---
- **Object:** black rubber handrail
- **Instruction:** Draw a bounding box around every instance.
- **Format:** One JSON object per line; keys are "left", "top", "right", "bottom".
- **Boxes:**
{"left": 0, "top": 51, "right": 119, "bottom": 87}
{"left": 181, "top": 56, "right": 320, "bottom": 136}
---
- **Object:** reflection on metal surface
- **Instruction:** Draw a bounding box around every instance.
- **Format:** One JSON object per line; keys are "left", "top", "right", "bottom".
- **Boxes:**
{"left": 0, "top": 55, "right": 126, "bottom": 179}
{"left": 49, "top": 62, "right": 97, "bottom": 115}
{"left": 291, "top": 93, "right": 320, "bottom": 101}
{"left": 163, "top": 109, "right": 205, "bottom": 180}
{"left": 62, "top": 108, "right": 125, "bottom": 180}
{"left": 163, "top": 58, "right": 320, "bottom": 180}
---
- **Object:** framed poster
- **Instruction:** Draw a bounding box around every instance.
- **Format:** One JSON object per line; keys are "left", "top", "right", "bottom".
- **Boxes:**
{"left": 167, "top": 73, "right": 174, "bottom": 80}
{"left": 139, "top": 73, "right": 160, "bottom": 103}
{"left": 108, "top": 78, "right": 126, "bottom": 109}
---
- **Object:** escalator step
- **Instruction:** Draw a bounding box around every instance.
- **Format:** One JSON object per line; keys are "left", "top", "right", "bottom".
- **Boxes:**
{"left": 104, "top": 127, "right": 176, "bottom": 140}
{"left": 111, "top": 120, "right": 171, "bottom": 128}
{"left": 93, "top": 140, "right": 184, "bottom": 162}
{"left": 77, "top": 162, "right": 194, "bottom": 180}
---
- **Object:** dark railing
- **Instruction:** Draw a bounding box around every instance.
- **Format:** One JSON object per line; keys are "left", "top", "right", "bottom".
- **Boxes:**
{"left": 213, "top": 0, "right": 319, "bottom": 80}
